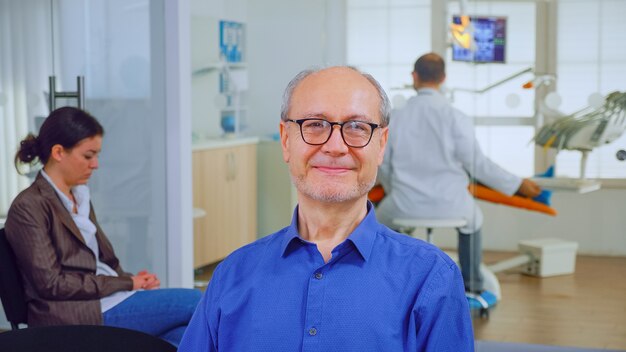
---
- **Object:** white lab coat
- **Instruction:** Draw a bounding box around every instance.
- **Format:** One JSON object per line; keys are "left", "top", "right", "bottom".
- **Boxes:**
{"left": 377, "top": 88, "right": 522, "bottom": 233}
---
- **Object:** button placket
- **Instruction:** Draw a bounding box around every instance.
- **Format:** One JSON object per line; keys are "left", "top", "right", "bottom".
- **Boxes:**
{"left": 302, "top": 266, "right": 326, "bottom": 350}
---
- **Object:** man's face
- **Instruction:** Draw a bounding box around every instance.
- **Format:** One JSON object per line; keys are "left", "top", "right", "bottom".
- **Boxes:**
{"left": 280, "top": 67, "right": 388, "bottom": 204}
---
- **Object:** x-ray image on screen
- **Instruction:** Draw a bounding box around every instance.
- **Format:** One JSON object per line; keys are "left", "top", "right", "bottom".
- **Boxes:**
{"left": 452, "top": 15, "right": 506, "bottom": 63}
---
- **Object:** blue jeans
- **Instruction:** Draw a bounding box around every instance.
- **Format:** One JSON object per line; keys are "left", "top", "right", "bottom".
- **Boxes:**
{"left": 103, "top": 288, "right": 201, "bottom": 347}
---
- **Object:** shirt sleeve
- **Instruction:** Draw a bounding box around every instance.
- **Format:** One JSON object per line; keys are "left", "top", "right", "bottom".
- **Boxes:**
{"left": 413, "top": 260, "right": 475, "bottom": 351}
{"left": 452, "top": 108, "right": 522, "bottom": 196}
{"left": 178, "top": 264, "right": 223, "bottom": 352}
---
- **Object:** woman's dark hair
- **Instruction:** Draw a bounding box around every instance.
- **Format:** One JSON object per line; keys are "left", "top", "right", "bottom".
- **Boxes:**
{"left": 14, "top": 106, "right": 104, "bottom": 173}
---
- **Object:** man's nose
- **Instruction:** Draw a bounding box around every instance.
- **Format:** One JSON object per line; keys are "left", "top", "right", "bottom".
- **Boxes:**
{"left": 322, "top": 125, "right": 349, "bottom": 153}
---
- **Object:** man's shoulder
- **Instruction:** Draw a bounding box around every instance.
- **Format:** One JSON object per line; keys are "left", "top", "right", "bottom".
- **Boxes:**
{"left": 375, "top": 226, "right": 457, "bottom": 269}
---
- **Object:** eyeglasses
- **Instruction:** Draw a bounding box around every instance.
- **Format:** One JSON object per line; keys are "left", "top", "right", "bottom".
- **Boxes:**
{"left": 286, "top": 118, "right": 381, "bottom": 148}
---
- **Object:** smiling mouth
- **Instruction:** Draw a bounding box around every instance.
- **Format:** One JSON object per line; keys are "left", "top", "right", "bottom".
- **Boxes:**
{"left": 314, "top": 166, "right": 353, "bottom": 174}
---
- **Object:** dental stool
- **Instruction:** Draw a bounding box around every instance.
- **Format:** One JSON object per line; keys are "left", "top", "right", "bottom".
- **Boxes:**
{"left": 392, "top": 218, "right": 467, "bottom": 244}
{"left": 392, "top": 217, "right": 495, "bottom": 319}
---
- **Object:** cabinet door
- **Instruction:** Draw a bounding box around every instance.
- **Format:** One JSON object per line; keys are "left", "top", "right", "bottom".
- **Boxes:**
{"left": 192, "top": 148, "right": 222, "bottom": 268}
{"left": 192, "top": 144, "right": 257, "bottom": 268}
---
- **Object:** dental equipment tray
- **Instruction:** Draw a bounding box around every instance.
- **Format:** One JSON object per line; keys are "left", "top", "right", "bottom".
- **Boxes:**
{"left": 530, "top": 177, "right": 601, "bottom": 193}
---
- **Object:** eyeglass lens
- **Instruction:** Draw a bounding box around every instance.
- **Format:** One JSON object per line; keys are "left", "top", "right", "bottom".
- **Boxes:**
{"left": 300, "top": 119, "right": 373, "bottom": 147}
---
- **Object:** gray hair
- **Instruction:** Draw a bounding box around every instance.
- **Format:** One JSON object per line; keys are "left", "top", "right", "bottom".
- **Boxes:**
{"left": 280, "top": 66, "right": 391, "bottom": 127}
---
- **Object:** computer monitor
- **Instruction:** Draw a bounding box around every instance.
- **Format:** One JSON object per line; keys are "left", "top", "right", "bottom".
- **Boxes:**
{"left": 451, "top": 15, "right": 507, "bottom": 63}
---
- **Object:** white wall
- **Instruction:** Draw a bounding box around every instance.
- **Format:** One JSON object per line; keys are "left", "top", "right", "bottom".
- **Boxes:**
{"left": 189, "top": 0, "right": 344, "bottom": 138}
{"left": 189, "top": 0, "right": 348, "bottom": 138}
{"left": 427, "top": 189, "right": 626, "bottom": 256}
{"left": 191, "top": 0, "right": 246, "bottom": 19}
{"left": 189, "top": 0, "right": 247, "bottom": 139}
{"left": 246, "top": 0, "right": 346, "bottom": 138}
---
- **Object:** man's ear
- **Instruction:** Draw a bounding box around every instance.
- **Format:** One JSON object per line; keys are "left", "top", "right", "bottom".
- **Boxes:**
{"left": 412, "top": 72, "right": 419, "bottom": 89}
{"left": 50, "top": 144, "right": 65, "bottom": 162}
{"left": 279, "top": 121, "right": 290, "bottom": 163}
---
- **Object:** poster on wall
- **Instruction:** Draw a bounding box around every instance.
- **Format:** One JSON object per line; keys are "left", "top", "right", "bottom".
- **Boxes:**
{"left": 219, "top": 20, "right": 245, "bottom": 63}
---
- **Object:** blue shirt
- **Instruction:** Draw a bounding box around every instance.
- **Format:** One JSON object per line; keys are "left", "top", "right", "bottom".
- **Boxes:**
{"left": 179, "top": 203, "right": 474, "bottom": 352}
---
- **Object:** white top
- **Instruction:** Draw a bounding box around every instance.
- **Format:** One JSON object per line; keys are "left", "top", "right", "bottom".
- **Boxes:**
{"left": 377, "top": 88, "right": 522, "bottom": 233}
{"left": 41, "top": 170, "right": 134, "bottom": 312}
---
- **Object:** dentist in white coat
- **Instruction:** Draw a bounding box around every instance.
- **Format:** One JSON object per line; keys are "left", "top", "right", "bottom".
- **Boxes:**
{"left": 377, "top": 53, "right": 541, "bottom": 307}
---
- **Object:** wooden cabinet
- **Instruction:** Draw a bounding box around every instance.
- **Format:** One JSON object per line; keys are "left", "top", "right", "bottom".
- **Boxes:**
{"left": 192, "top": 143, "right": 257, "bottom": 268}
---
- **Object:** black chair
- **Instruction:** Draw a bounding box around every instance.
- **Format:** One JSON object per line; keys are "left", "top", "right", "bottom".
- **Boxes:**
{"left": 0, "top": 325, "right": 177, "bottom": 352}
{"left": 0, "top": 228, "right": 27, "bottom": 330}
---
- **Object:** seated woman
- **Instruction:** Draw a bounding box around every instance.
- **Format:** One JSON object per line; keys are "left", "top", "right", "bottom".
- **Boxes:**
{"left": 4, "top": 106, "right": 200, "bottom": 347}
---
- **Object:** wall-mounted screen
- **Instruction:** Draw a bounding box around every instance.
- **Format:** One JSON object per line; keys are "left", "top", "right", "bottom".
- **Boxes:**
{"left": 452, "top": 15, "right": 507, "bottom": 63}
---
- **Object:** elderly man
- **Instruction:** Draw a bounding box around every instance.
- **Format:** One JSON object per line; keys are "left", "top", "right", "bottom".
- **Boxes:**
{"left": 179, "top": 66, "right": 474, "bottom": 351}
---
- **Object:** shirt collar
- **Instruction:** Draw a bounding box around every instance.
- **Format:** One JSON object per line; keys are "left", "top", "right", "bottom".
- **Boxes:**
{"left": 40, "top": 170, "right": 90, "bottom": 216}
{"left": 280, "top": 201, "right": 379, "bottom": 262}
{"left": 279, "top": 206, "right": 302, "bottom": 257}
{"left": 416, "top": 87, "right": 441, "bottom": 96}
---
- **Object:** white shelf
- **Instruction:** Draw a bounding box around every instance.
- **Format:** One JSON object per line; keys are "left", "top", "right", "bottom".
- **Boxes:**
{"left": 192, "top": 62, "right": 248, "bottom": 76}
{"left": 530, "top": 177, "right": 602, "bottom": 194}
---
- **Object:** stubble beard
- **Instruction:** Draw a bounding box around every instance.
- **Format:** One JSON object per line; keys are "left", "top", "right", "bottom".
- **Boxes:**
{"left": 291, "top": 173, "right": 376, "bottom": 203}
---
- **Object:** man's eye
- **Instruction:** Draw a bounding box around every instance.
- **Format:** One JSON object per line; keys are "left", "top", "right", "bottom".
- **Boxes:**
{"left": 346, "top": 122, "right": 368, "bottom": 132}
{"left": 304, "top": 121, "right": 326, "bottom": 129}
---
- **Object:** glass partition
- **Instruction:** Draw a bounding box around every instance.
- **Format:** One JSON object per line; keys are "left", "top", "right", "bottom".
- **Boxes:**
{"left": 53, "top": 0, "right": 168, "bottom": 279}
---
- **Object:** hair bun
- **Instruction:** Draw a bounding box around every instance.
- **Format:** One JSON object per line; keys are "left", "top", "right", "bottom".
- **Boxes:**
{"left": 17, "top": 134, "right": 40, "bottom": 163}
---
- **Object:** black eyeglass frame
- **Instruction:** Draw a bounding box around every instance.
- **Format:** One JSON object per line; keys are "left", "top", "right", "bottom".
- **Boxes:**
{"left": 286, "top": 118, "right": 381, "bottom": 148}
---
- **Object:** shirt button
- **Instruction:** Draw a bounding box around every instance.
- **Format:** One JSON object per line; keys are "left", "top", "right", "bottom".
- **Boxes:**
{"left": 314, "top": 272, "right": 323, "bottom": 280}
{"left": 309, "top": 327, "right": 317, "bottom": 336}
